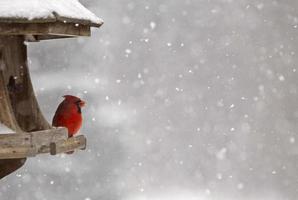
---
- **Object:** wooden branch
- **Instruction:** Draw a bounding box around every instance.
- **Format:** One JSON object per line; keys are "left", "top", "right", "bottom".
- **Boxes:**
{"left": 0, "top": 129, "right": 86, "bottom": 159}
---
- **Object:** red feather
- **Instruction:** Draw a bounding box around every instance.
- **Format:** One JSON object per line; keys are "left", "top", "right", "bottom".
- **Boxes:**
{"left": 52, "top": 95, "right": 85, "bottom": 137}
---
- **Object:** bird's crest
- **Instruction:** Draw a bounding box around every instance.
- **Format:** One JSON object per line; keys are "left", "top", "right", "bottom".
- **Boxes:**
{"left": 63, "top": 95, "right": 85, "bottom": 108}
{"left": 63, "top": 95, "right": 81, "bottom": 101}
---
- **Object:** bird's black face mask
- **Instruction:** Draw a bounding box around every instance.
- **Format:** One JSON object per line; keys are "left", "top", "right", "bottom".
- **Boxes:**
{"left": 75, "top": 100, "right": 82, "bottom": 114}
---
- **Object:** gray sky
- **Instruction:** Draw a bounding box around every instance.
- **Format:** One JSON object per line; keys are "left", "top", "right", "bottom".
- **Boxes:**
{"left": 1, "top": 0, "right": 298, "bottom": 200}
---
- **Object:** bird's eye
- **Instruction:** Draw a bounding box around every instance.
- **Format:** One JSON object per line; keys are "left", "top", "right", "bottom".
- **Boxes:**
{"left": 75, "top": 100, "right": 86, "bottom": 107}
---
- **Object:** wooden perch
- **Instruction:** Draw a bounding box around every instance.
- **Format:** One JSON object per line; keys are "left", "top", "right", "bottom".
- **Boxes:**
{"left": 50, "top": 135, "right": 86, "bottom": 155}
{"left": 0, "top": 1, "right": 101, "bottom": 176}
{"left": 0, "top": 4, "right": 101, "bottom": 176}
{"left": 0, "top": 128, "right": 87, "bottom": 159}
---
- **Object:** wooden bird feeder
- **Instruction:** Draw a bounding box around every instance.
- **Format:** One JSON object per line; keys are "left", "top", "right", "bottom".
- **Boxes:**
{"left": 0, "top": 0, "right": 103, "bottom": 179}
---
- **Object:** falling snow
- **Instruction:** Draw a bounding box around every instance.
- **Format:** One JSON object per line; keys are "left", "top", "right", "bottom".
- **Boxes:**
{"left": 0, "top": 1, "right": 298, "bottom": 200}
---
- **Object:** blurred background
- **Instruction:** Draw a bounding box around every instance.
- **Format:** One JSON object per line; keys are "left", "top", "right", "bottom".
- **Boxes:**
{"left": 1, "top": 0, "right": 298, "bottom": 199}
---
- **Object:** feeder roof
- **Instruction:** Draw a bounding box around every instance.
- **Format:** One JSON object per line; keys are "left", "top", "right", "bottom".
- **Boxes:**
{"left": 0, "top": 0, "right": 103, "bottom": 27}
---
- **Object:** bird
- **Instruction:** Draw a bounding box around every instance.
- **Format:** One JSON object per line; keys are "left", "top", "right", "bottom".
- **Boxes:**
{"left": 52, "top": 95, "right": 85, "bottom": 138}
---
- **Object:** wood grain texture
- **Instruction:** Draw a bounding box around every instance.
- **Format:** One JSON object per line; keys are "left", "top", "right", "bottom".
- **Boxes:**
{"left": 0, "top": 35, "right": 50, "bottom": 179}
{"left": 0, "top": 133, "right": 86, "bottom": 159}
{"left": 0, "top": 128, "right": 68, "bottom": 147}
{"left": 0, "top": 14, "right": 103, "bottom": 28}
{"left": 0, "top": 146, "right": 37, "bottom": 159}
{"left": 0, "top": 22, "right": 91, "bottom": 39}
{"left": 50, "top": 135, "right": 86, "bottom": 155}
{"left": 0, "top": 36, "right": 51, "bottom": 131}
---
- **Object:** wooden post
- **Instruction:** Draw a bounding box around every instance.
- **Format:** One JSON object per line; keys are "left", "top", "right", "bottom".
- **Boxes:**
{"left": 0, "top": 35, "right": 51, "bottom": 179}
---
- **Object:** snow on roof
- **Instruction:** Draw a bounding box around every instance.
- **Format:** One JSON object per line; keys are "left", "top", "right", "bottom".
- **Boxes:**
{"left": 0, "top": 0, "right": 103, "bottom": 27}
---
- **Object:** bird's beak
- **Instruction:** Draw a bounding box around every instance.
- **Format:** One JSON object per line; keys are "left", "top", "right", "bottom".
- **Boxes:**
{"left": 79, "top": 100, "right": 86, "bottom": 107}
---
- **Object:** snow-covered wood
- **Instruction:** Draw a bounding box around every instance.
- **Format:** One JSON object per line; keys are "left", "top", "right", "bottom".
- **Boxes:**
{"left": 0, "top": 128, "right": 86, "bottom": 159}
{"left": 0, "top": 0, "right": 103, "bottom": 27}
{"left": 0, "top": 22, "right": 91, "bottom": 39}
{"left": 0, "top": 128, "right": 68, "bottom": 147}
{"left": 0, "top": 0, "right": 98, "bottom": 178}
{"left": 0, "top": 35, "right": 89, "bottom": 178}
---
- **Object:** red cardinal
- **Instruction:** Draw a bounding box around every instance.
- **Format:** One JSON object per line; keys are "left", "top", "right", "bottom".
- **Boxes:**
{"left": 52, "top": 95, "right": 85, "bottom": 137}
